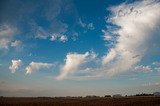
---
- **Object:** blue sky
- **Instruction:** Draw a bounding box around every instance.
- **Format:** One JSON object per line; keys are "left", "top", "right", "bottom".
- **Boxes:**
{"left": 0, "top": 0, "right": 160, "bottom": 97}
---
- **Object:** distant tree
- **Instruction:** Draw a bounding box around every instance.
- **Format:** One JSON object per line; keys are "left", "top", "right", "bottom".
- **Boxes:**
{"left": 113, "top": 94, "right": 122, "bottom": 98}
{"left": 85, "top": 95, "right": 100, "bottom": 98}
{"left": 105, "top": 95, "right": 111, "bottom": 97}
{"left": 135, "top": 93, "right": 153, "bottom": 96}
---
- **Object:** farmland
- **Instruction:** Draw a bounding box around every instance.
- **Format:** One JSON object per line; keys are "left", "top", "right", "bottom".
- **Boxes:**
{"left": 0, "top": 96, "right": 160, "bottom": 106}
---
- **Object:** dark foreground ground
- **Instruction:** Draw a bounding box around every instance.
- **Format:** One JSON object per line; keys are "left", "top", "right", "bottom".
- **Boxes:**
{"left": 0, "top": 96, "right": 160, "bottom": 106}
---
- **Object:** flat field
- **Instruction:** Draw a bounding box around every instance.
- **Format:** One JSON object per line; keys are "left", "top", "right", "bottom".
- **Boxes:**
{"left": 0, "top": 96, "right": 160, "bottom": 106}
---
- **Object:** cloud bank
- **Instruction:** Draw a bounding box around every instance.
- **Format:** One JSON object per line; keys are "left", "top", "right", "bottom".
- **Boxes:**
{"left": 4, "top": 0, "right": 160, "bottom": 80}
{"left": 9, "top": 59, "right": 22, "bottom": 73}
{"left": 56, "top": 0, "right": 160, "bottom": 80}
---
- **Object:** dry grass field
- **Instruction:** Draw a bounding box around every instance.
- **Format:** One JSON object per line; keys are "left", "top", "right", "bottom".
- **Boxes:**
{"left": 0, "top": 96, "right": 160, "bottom": 106}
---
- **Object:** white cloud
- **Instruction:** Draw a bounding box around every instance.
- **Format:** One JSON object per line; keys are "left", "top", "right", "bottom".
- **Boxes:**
{"left": 56, "top": 51, "right": 96, "bottom": 80}
{"left": 50, "top": 35, "right": 58, "bottom": 41}
{"left": 11, "top": 40, "right": 22, "bottom": 47}
{"left": 102, "top": 29, "right": 116, "bottom": 42}
{"left": 59, "top": 35, "right": 68, "bottom": 42}
{"left": 50, "top": 33, "right": 68, "bottom": 42}
{"left": 0, "top": 24, "right": 17, "bottom": 49}
{"left": 134, "top": 65, "right": 152, "bottom": 73}
{"left": 101, "top": 0, "right": 160, "bottom": 76}
{"left": 103, "top": 35, "right": 113, "bottom": 41}
{"left": 9, "top": 59, "right": 22, "bottom": 73}
{"left": 25, "top": 62, "right": 53, "bottom": 74}
{"left": 102, "top": 49, "right": 116, "bottom": 65}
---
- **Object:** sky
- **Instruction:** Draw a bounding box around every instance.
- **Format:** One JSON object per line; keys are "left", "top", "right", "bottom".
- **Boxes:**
{"left": 0, "top": 0, "right": 160, "bottom": 97}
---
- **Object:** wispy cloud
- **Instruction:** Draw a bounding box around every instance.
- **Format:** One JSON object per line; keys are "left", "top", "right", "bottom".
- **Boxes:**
{"left": 79, "top": 18, "right": 86, "bottom": 28}
{"left": 87, "top": 23, "right": 95, "bottom": 30}
{"left": 9, "top": 59, "right": 22, "bottom": 73}
{"left": 0, "top": 0, "right": 79, "bottom": 44}
{"left": 0, "top": 24, "right": 17, "bottom": 49}
{"left": 34, "top": 26, "right": 49, "bottom": 39}
{"left": 103, "top": 34, "right": 114, "bottom": 41}
{"left": 79, "top": 18, "right": 95, "bottom": 31}
{"left": 11, "top": 40, "right": 22, "bottom": 48}
{"left": 25, "top": 62, "right": 53, "bottom": 74}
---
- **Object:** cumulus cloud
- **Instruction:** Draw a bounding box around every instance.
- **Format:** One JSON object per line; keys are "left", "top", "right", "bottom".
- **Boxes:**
{"left": 50, "top": 34, "right": 58, "bottom": 41}
{"left": 9, "top": 59, "right": 22, "bottom": 73}
{"left": 25, "top": 62, "right": 53, "bottom": 74}
{"left": 59, "top": 35, "right": 68, "bottom": 42}
{"left": 102, "top": 49, "right": 116, "bottom": 65}
{"left": 50, "top": 33, "right": 68, "bottom": 42}
{"left": 101, "top": 0, "right": 160, "bottom": 76}
{"left": 0, "top": 24, "right": 17, "bottom": 49}
{"left": 56, "top": 51, "right": 97, "bottom": 80}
